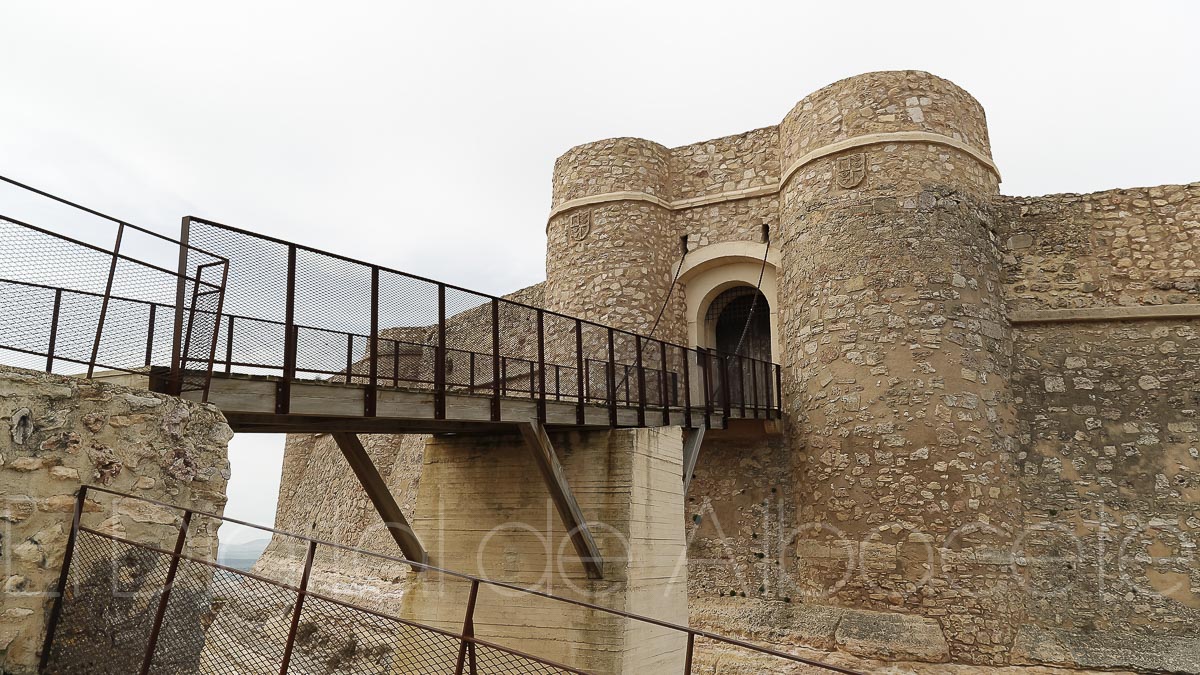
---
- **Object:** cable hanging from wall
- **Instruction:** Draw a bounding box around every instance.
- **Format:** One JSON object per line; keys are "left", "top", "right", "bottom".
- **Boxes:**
{"left": 731, "top": 224, "right": 771, "bottom": 357}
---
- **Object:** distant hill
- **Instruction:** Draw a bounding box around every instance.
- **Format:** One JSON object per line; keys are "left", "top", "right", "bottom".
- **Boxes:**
{"left": 217, "top": 537, "right": 271, "bottom": 572}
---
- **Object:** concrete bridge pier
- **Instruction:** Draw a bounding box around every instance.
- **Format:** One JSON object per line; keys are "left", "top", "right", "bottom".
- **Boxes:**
{"left": 396, "top": 426, "right": 689, "bottom": 674}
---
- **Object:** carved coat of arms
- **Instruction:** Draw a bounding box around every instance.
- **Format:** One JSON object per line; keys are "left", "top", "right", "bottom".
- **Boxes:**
{"left": 834, "top": 153, "right": 866, "bottom": 189}
{"left": 565, "top": 210, "right": 591, "bottom": 241}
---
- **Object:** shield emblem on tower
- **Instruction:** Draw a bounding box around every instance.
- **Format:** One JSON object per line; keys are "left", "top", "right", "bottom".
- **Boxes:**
{"left": 834, "top": 153, "right": 866, "bottom": 189}
{"left": 566, "top": 210, "right": 592, "bottom": 241}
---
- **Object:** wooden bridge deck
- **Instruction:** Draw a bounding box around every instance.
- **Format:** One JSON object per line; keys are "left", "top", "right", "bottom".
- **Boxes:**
{"left": 180, "top": 371, "right": 728, "bottom": 434}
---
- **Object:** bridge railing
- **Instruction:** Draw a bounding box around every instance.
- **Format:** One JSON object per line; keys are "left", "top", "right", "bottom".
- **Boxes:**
{"left": 42, "top": 486, "right": 862, "bottom": 674}
{"left": 0, "top": 176, "right": 228, "bottom": 398}
{"left": 185, "top": 216, "right": 781, "bottom": 425}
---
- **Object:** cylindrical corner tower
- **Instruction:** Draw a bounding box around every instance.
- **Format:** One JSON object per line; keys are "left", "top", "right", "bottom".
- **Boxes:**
{"left": 544, "top": 138, "right": 685, "bottom": 345}
{"left": 777, "top": 71, "right": 1021, "bottom": 663}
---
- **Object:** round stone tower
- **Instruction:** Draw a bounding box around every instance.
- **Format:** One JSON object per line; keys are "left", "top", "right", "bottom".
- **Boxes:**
{"left": 776, "top": 72, "right": 1021, "bottom": 663}
{"left": 545, "top": 137, "right": 685, "bottom": 345}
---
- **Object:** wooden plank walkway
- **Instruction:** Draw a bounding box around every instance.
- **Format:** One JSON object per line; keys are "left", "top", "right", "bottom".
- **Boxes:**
{"left": 181, "top": 372, "right": 725, "bottom": 434}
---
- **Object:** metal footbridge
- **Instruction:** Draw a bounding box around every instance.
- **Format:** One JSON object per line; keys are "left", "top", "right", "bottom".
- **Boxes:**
{"left": 0, "top": 176, "right": 858, "bottom": 674}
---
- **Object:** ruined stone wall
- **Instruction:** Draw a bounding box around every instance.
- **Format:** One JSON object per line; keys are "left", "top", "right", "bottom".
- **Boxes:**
{"left": 0, "top": 367, "right": 230, "bottom": 673}
{"left": 1000, "top": 184, "right": 1200, "bottom": 311}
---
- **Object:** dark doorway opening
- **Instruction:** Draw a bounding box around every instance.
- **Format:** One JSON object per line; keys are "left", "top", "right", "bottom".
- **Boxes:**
{"left": 707, "top": 286, "right": 772, "bottom": 362}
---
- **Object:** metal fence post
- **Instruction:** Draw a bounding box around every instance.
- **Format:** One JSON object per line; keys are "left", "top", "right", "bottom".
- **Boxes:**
{"left": 38, "top": 485, "right": 87, "bottom": 672}
{"left": 490, "top": 299, "right": 501, "bottom": 421}
{"left": 606, "top": 328, "right": 617, "bottom": 427}
{"left": 634, "top": 336, "right": 646, "bottom": 427}
{"left": 700, "top": 349, "right": 712, "bottom": 430}
{"left": 682, "top": 346, "right": 692, "bottom": 429}
{"left": 775, "top": 363, "right": 783, "bottom": 418}
{"left": 751, "top": 357, "right": 760, "bottom": 418}
{"left": 139, "top": 510, "right": 192, "bottom": 675}
{"left": 144, "top": 303, "right": 156, "bottom": 367}
{"left": 170, "top": 217, "right": 190, "bottom": 395}
{"left": 279, "top": 540, "right": 317, "bottom": 674}
{"left": 366, "top": 266, "right": 379, "bottom": 417}
{"left": 88, "top": 222, "right": 124, "bottom": 379}
{"left": 435, "top": 284, "right": 447, "bottom": 419}
{"left": 574, "top": 319, "right": 585, "bottom": 425}
{"left": 720, "top": 353, "right": 732, "bottom": 427}
{"left": 45, "top": 288, "right": 62, "bottom": 373}
{"left": 277, "top": 244, "right": 297, "bottom": 414}
{"left": 224, "top": 315, "right": 234, "bottom": 374}
{"left": 659, "top": 340, "right": 669, "bottom": 425}
{"left": 536, "top": 309, "right": 546, "bottom": 423}
{"left": 454, "top": 579, "right": 481, "bottom": 675}
{"left": 684, "top": 633, "right": 695, "bottom": 674}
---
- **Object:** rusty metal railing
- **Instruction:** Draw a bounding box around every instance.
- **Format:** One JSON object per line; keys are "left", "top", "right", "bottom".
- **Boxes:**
{"left": 40, "top": 486, "right": 862, "bottom": 674}
{"left": 0, "top": 174, "right": 782, "bottom": 425}
{"left": 0, "top": 175, "right": 228, "bottom": 400}
{"left": 186, "top": 216, "right": 782, "bottom": 426}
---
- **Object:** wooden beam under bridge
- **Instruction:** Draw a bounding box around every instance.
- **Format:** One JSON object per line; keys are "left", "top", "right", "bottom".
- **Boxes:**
{"left": 517, "top": 421, "right": 606, "bottom": 580}
{"left": 331, "top": 432, "right": 428, "bottom": 568}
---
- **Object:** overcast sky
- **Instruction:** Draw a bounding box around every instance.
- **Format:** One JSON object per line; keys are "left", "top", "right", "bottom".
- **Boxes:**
{"left": 2, "top": 1, "right": 1197, "bottom": 542}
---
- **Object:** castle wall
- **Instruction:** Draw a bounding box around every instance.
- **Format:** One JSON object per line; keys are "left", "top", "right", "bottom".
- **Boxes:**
{"left": 0, "top": 367, "right": 230, "bottom": 674}
{"left": 256, "top": 69, "right": 1200, "bottom": 672}
{"left": 1000, "top": 184, "right": 1200, "bottom": 311}
{"left": 1008, "top": 319, "right": 1200, "bottom": 671}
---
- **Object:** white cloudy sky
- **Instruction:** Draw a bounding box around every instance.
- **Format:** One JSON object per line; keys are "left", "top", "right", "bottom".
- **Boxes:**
{"left": 2, "top": 1, "right": 1197, "bottom": 542}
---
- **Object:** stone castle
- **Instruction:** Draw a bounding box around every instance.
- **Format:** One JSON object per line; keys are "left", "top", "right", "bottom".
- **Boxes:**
{"left": 242, "top": 70, "right": 1197, "bottom": 671}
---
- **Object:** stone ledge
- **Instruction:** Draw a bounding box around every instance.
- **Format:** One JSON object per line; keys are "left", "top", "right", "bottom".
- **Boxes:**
{"left": 1013, "top": 625, "right": 1200, "bottom": 673}
{"left": 1010, "top": 304, "right": 1200, "bottom": 324}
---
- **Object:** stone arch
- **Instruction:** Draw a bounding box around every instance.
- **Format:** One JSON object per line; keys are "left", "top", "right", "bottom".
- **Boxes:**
{"left": 679, "top": 241, "right": 779, "bottom": 358}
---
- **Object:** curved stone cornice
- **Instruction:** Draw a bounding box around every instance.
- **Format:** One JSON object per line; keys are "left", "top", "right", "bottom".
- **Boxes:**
{"left": 779, "top": 130, "right": 1001, "bottom": 188}
{"left": 547, "top": 131, "right": 1000, "bottom": 227}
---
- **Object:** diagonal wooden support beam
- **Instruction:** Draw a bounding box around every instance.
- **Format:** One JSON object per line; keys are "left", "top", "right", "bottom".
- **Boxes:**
{"left": 517, "top": 421, "right": 605, "bottom": 580}
{"left": 682, "top": 426, "right": 705, "bottom": 494}
{"left": 331, "top": 432, "right": 428, "bottom": 569}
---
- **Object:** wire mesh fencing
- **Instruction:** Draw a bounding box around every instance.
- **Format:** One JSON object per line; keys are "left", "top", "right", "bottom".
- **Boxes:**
{"left": 42, "top": 486, "right": 863, "bottom": 675}
{"left": 0, "top": 178, "right": 227, "bottom": 399}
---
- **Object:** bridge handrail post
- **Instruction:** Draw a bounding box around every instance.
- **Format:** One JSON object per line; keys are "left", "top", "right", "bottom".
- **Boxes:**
{"left": 223, "top": 314, "right": 234, "bottom": 374}
{"left": 574, "top": 319, "right": 585, "bottom": 425}
{"left": 606, "top": 328, "right": 617, "bottom": 427}
{"left": 279, "top": 540, "right": 317, "bottom": 674}
{"left": 366, "top": 266, "right": 379, "bottom": 416}
{"left": 37, "top": 485, "right": 86, "bottom": 672}
{"left": 659, "top": 340, "right": 669, "bottom": 425}
{"left": 435, "top": 284, "right": 447, "bottom": 419}
{"left": 139, "top": 509, "right": 192, "bottom": 675}
{"left": 775, "top": 362, "right": 783, "bottom": 418}
{"left": 681, "top": 345, "right": 692, "bottom": 429}
{"left": 634, "top": 335, "right": 646, "bottom": 426}
{"left": 700, "top": 349, "right": 712, "bottom": 429}
{"left": 721, "top": 352, "right": 732, "bottom": 426}
{"left": 490, "top": 299, "right": 500, "bottom": 421}
{"left": 277, "top": 244, "right": 297, "bottom": 414}
{"left": 536, "top": 309, "right": 547, "bottom": 422}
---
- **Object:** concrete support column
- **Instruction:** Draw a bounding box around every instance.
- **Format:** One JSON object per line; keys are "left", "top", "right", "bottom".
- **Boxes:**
{"left": 396, "top": 427, "right": 688, "bottom": 674}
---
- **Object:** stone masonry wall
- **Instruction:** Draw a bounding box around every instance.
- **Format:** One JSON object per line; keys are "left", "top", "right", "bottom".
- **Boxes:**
{"left": 1000, "top": 184, "right": 1200, "bottom": 311}
{"left": 0, "top": 367, "right": 230, "bottom": 674}
{"left": 1009, "top": 319, "right": 1200, "bottom": 671}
